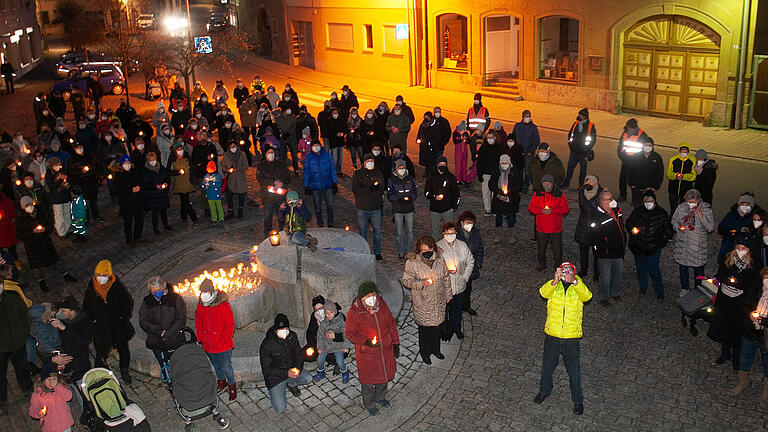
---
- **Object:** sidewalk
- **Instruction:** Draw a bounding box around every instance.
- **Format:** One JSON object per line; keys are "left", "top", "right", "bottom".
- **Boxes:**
{"left": 243, "top": 57, "right": 768, "bottom": 163}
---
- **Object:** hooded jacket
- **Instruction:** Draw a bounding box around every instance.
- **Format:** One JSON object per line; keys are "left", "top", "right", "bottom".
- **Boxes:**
{"left": 316, "top": 307, "right": 352, "bottom": 353}
{"left": 402, "top": 250, "right": 452, "bottom": 326}
{"left": 82, "top": 276, "right": 135, "bottom": 351}
{"left": 627, "top": 150, "right": 664, "bottom": 191}
{"left": 693, "top": 159, "right": 718, "bottom": 204}
{"left": 170, "top": 156, "right": 195, "bottom": 194}
{"left": 666, "top": 147, "right": 696, "bottom": 195}
{"left": 259, "top": 324, "right": 304, "bottom": 389}
{"left": 345, "top": 295, "right": 399, "bottom": 385}
{"left": 195, "top": 291, "right": 234, "bottom": 354}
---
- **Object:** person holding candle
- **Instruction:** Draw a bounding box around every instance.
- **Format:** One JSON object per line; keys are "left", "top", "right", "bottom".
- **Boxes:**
{"left": 708, "top": 234, "right": 759, "bottom": 370}
{"left": 28, "top": 362, "right": 74, "bottom": 432}
{"left": 489, "top": 153, "right": 523, "bottom": 244}
{"left": 732, "top": 267, "right": 768, "bottom": 403}
{"left": 113, "top": 155, "right": 145, "bottom": 245}
{"left": 387, "top": 158, "right": 418, "bottom": 261}
{"left": 665, "top": 143, "right": 697, "bottom": 212}
{"left": 142, "top": 151, "right": 173, "bottom": 234}
{"left": 533, "top": 263, "right": 592, "bottom": 415}
{"left": 528, "top": 174, "right": 570, "bottom": 272}
{"left": 352, "top": 153, "right": 385, "bottom": 260}
{"left": 345, "top": 281, "right": 399, "bottom": 415}
{"left": 425, "top": 157, "right": 460, "bottom": 240}
{"left": 169, "top": 142, "right": 198, "bottom": 225}
{"left": 195, "top": 279, "right": 237, "bottom": 402}
{"left": 717, "top": 193, "right": 762, "bottom": 265}
{"left": 403, "top": 236, "right": 452, "bottom": 364}
{"left": 590, "top": 190, "right": 627, "bottom": 306}
{"left": 574, "top": 175, "right": 601, "bottom": 281}
{"left": 456, "top": 211, "right": 484, "bottom": 316}
{"left": 313, "top": 300, "right": 351, "bottom": 384}
{"left": 66, "top": 142, "right": 102, "bottom": 223}
{"left": 45, "top": 157, "right": 72, "bottom": 238}
{"left": 0, "top": 283, "right": 34, "bottom": 415}
{"left": 436, "top": 223, "right": 474, "bottom": 339}
{"left": 625, "top": 190, "right": 674, "bottom": 300}
{"left": 260, "top": 313, "right": 312, "bottom": 412}
{"left": 301, "top": 140, "right": 337, "bottom": 229}
{"left": 672, "top": 189, "right": 714, "bottom": 297}
{"left": 221, "top": 140, "right": 249, "bottom": 219}
{"left": 202, "top": 161, "right": 224, "bottom": 224}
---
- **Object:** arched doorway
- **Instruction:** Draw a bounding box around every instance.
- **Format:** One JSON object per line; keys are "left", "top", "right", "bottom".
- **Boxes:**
{"left": 621, "top": 15, "right": 721, "bottom": 120}
{"left": 257, "top": 8, "right": 273, "bottom": 57}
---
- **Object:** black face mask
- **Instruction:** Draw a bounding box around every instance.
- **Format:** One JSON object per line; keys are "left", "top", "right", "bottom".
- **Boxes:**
{"left": 421, "top": 251, "right": 434, "bottom": 259}
{"left": 584, "top": 184, "right": 594, "bottom": 191}
{"left": 437, "top": 166, "right": 446, "bottom": 174}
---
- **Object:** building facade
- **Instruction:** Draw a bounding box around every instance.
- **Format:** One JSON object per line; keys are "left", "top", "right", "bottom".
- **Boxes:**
{"left": 238, "top": 0, "right": 760, "bottom": 128}
{"left": 1, "top": 0, "right": 43, "bottom": 80}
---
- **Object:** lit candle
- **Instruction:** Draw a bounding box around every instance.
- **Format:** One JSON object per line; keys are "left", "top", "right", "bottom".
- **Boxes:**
{"left": 248, "top": 110, "right": 252, "bottom": 114}
{"left": 631, "top": 227, "right": 640, "bottom": 235}
{"left": 424, "top": 278, "right": 433, "bottom": 286}
{"left": 161, "top": 183, "right": 167, "bottom": 189}
{"left": 289, "top": 367, "right": 299, "bottom": 375}
{"left": 16, "top": 161, "right": 21, "bottom": 166}
{"left": 139, "top": 131, "right": 144, "bottom": 136}
{"left": 269, "top": 230, "right": 280, "bottom": 246}
{"left": 34, "top": 225, "right": 44, "bottom": 233}
{"left": 305, "top": 347, "right": 315, "bottom": 356}
{"left": 502, "top": 187, "right": 508, "bottom": 195}
{"left": 344, "top": 225, "right": 350, "bottom": 231}
{"left": 373, "top": 181, "right": 379, "bottom": 186}
{"left": 752, "top": 311, "right": 760, "bottom": 319}
{"left": 679, "top": 225, "right": 686, "bottom": 231}
{"left": 239, "top": 140, "right": 245, "bottom": 145}
{"left": 729, "top": 276, "right": 736, "bottom": 284}
{"left": 179, "top": 169, "right": 184, "bottom": 175}
{"left": 371, "top": 336, "right": 378, "bottom": 345}
{"left": 14, "top": 180, "right": 20, "bottom": 186}
{"left": 447, "top": 264, "right": 457, "bottom": 274}
{"left": 436, "top": 194, "right": 444, "bottom": 200}
{"left": 82, "top": 166, "right": 90, "bottom": 172}
{"left": 228, "top": 168, "right": 234, "bottom": 173}
{"left": 107, "top": 174, "right": 113, "bottom": 180}
{"left": 416, "top": 139, "right": 421, "bottom": 144}
{"left": 39, "top": 406, "right": 47, "bottom": 416}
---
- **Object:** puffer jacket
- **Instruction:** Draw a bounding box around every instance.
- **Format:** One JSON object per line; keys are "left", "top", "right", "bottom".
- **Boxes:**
{"left": 456, "top": 226, "right": 483, "bottom": 281}
{"left": 138, "top": 289, "right": 187, "bottom": 351}
{"left": 345, "top": 295, "right": 399, "bottom": 385}
{"left": 718, "top": 204, "right": 762, "bottom": 263}
{"left": 666, "top": 153, "right": 696, "bottom": 195}
{"left": 316, "top": 309, "right": 352, "bottom": 353}
{"left": 82, "top": 277, "right": 135, "bottom": 351}
{"left": 435, "top": 238, "right": 474, "bottom": 295}
{"left": 28, "top": 304, "right": 61, "bottom": 356}
{"left": 402, "top": 250, "right": 452, "bottom": 327}
{"left": 221, "top": 148, "right": 248, "bottom": 194}
{"left": 259, "top": 324, "right": 304, "bottom": 390}
{"left": 671, "top": 201, "right": 714, "bottom": 267}
{"left": 386, "top": 173, "right": 418, "bottom": 214}
{"left": 302, "top": 148, "right": 336, "bottom": 191}
{"left": 540, "top": 276, "right": 592, "bottom": 339}
{"left": 625, "top": 205, "right": 674, "bottom": 256}
{"left": 195, "top": 291, "right": 234, "bottom": 354}
{"left": 170, "top": 157, "right": 194, "bottom": 194}
{"left": 141, "top": 163, "right": 171, "bottom": 210}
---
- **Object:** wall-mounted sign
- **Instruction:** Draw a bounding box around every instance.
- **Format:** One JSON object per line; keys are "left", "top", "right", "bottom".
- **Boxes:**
{"left": 396, "top": 24, "right": 409, "bottom": 40}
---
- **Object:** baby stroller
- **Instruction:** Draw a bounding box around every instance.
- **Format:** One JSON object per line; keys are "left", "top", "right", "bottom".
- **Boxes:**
{"left": 676, "top": 276, "right": 719, "bottom": 336}
{"left": 166, "top": 327, "right": 229, "bottom": 431}
{"left": 80, "top": 368, "right": 151, "bottom": 432}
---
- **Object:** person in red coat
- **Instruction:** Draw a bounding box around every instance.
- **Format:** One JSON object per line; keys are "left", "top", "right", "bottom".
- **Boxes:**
{"left": 194, "top": 279, "right": 236, "bottom": 402}
{"left": 0, "top": 192, "right": 18, "bottom": 262}
{"left": 528, "top": 174, "right": 570, "bottom": 271}
{"left": 345, "top": 281, "right": 400, "bottom": 416}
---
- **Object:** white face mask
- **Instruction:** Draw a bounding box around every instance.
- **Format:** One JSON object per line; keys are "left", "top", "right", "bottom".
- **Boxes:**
{"left": 332, "top": 114, "right": 339, "bottom": 119}
{"left": 697, "top": 160, "right": 705, "bottom": 166}
{"left": 148, "top": 160, "right": 157, "bottom": 167}
{"left": 736, "top": 249, "right": 748, "bottom": 259}
{"left": 312, "top": 146, "right": 321, "bottom": 153}
{"left": 200, "top": 292, "right": 214, "bottom": 304}
{"left": 500, "top": 163, "right": 510, "bottom": 170}
{"left": 136, "top": 144, "right": 145, "bottom": 151}
{"left": 105, "top": 135, "right": 113, "bottom": 142}
{"left": 191, "top": 124, "right": 198, "bottom": 130}
{"left": 276, "top": 329, "right": 289, "bottom": 339}
{"left": 687, "top": 202, "right": 697, "bottom": 208}
{"left": 365, "top": 161, "right": 375, "bottom": 170}
{"left": 523, "top": 117, "right": 531, "bottom": 123}
{"left": 75, "top": 148, "right": 84, "bottom": 155}
{"left": 754, "top": 220, "right": 764, "bottom": 229}
{"left": 78, "top": 124, "right": 86, "bottom": 130}
{"left": 364, "top": 296, "right": 377, "bottom": 307}
{"left": 97, "top": 275, "right": 110, "bottom": 285}
{"left": 396, "top": 169, "right": 406, "bottom": 177}
{"left": 372, "top": 149, "right": 381, "bottom": 156}
{"left": 24, "top": 180, "right": 34, "bottom": 188}
{"left": 463, "top": 223, "right": 473, "bottom": 232}
{"left": 740, "top": 205, "right": 752, "bottom": 214}
{"left": 225, "top": 123, "right": 233, "bottom": 128}
{"left": 393, "top": 110, "right": 401, "bottom": 115}
{"left": 366, "top": 113, "right": 374, "bottom": 119}
{"left": 266, "top": 153, "right": 276, "bottom": 161}
{"left": 177, "top": 150, "right": 184, "bottom": 157}
{"left": 642, "top": 145, "right": 652, "bottom": 154}
{"left": 507, "top": 141, "right": 515, "bottom": 147}
{"left": 351, "top": 114, "right": 357, "bottom": 119}
{"left": 608, "top": 199, "right": 618, "bottom": 209}
{"left": 538, "top": 152, "right": 549, "bottom": 161}
{"left": 680, "top": 152, "right": 688, "bottom": 159}
{"left": 434, "top": 112, "right": 441, "bottom": 118}
{"left": 314, "top": 309, "right": 324, "bottom": 321}
{"left": 444, "top": 234, "right": 456, "bottom": 243}
{"left": 230, "top": 147, "right": 237, "bottom": 153}
{"left": 644, "top": 202, "right": 655, "bottom": 210}
{"left": 473, "top": 99, "right": 480, "bottom": 104}
{"left": 487, "top": 138, "right": 495, "bottom": 145}
{"left": 122, "top": 163, "right": 131, "bottom": 171}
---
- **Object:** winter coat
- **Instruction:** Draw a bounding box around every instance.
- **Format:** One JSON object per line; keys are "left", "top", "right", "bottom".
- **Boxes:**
{"left": 456, "top": 226, "right": 484, "bottom": 281}
{"left": 718, "top": 205, "right": 762, "bottom": 263}
{"left": 707, "top": 261, "right": 759, "bottom": 345}
{"left": 496, "top": 141, "right": 525, "bottom": 169}
{"left": 528, "top": 189, "right": 570, "bottom": 233}
{"left": 402, "top": 250, "right": 452, "bottom": 326}
{"left": 275, "top": 114, "right": 297, "bottom": 146}
{"left": 417, "top": 120, "right": 443, "bottom": 168}
{"left": 0, "top": 193, "right": 17, "bottom": 248}
{"left": 191, "top": 142, "right": 218, "bottom": 180}
{"left": 324, "top": 116, "right": 346, "bottom": 149}
{"left": 627, "top": 151, "right": 665, "bottom": 191}
{"left": 489, "top": 165, "right": 523, "bottom": 214}
{"left": 540, "top": 276, "right": 592, "bottom": 339}
{"left": 352, "top": 167, "right": 384, "bottom": 211}
{"left": 156, "top": 131, "right": 173, "bottom": 166}
{"left": 475, "top": 142, "right": 499, "bottom": 177}
{"left": 195, "top": 291, "right": 234, "bottom": 354}
{"left": 530, "top": 152, "right": 565, "bottom": 192}
{"left": 58, "top": 311, "right": 92, "bottom": 381}
{"left": 666, "top": 154, "right": 696, "bottom": 196}
{"left": 257, "top": 158, "right": 292, "bottom": 203}
{"left": 278, "top": 201, "right": 312, "bottom": 233}
{"left": 141, "top": 164, "right": 171, "bottom": 210}
{"left": 345, "top": 295, "right": 399, "bottom": 385}
{"left": 589, "top": 205, "right": 627, "bottom": 259}
{"left": 113, "top": 168, "right": 144, "bottom": 216}
{"left": 138, "top": 290, "right": 187, "bottom": 351}
{"left": 203, "top": 172, "right": 222, "bottom": 200}
{"left": 512, "top": 121, "right": 541, "bottom": 155}
{"left": 345, "top": 115, "right": 363, "bottom": 148}
{"left": 45, "top": 169, "right": 71, "bottom": 205}
{"left": 28, "top": 304, "right": 61, "bottom": 356}
{"left": 16, "top": 210, "right": 58, "bottom": 269}
{"left": 233, "top": 86, "right": 249, "bottom": 107}
{"left": 694, "top": 159, "right": 718, "bottom": 205}
{"left": 386, "top": 174, "right": 418, "bottom": 214}
{"left": 671, "top": 201, "right": 715, "bottom": 267}
{"left": 625, "top": 205, "right": 674, "bottom": 256}
{"left": 170, "top": 157, "right": 194, "bottom": 194}
{"left": 566, "top": 119, "right": 596, "bottom": 155}
{"left": 339, "top": 93, "right": 359, "bottom": 118}
{"left": 0, "top": 290, "right": 29, "bottom": 352}
{"left": 239, "top": 97, "right": 259, "bottom": 128}
{"left": 381, "top": 154, "right": 415, "bottom": 180}
{"left": 574, "top": 186, "right": 601, "bottom": 245}
{"left": 316, "top": 312, "right": 352, "bottom": 353}
{"left": 221, "top": 149, "right": 248, "bottom": 194}
{"left": 259, "top": 324, "right": 304, "bottom": 390}
{"left": 435, "top": 239, "right": 474, "bottom": 295}
{"left": 295, "top": 113, "right": 319, "bottom": 141}
{"left": 29, "top": 384, "right": 74, "bottom": 432}
{"left": 66, "top": 153, "right": 99, "bottom": 192}
{"left": 152, "top": 108, "right": 170, "bottom": 129}
{"left": 304, "top": 148, "right": 337, "bottom": 190}
{"left": 82, "top": 277, "right": 135, "bottom": 352}
{"left": 425, "top": 170, "right": 460, "bottom": 213}
{"left": 386, "top": 113, "right": 411, "bottom": 149}
{"left": 360, "top": 119, "right": 377, "bottom": 154}
{"left": 76, "top": 127, "right": 99, "bottom": 156}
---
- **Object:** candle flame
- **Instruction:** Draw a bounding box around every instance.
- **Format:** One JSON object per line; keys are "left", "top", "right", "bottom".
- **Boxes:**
{"left": 632, "top": 227, "right": 640, "bottom": 234}
{"left": 305, "top": 347, "right": 314, "bottom": 356}
{"left": 371, "top": 336, "right": 378, "bottom": 345}
{"left": 172, "top": 259, "right": 261, "bottom": 299}
{"left": 344, "top": 225, "right": 350, "bottom": 231}
{"left": 752, "top": 311, "right": 760, "bottom": 318}
{"left": 39, "top": 406, "right": 47, "bottom": 416}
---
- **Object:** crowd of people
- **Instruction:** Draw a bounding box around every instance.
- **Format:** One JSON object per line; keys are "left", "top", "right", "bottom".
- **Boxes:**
{"left": 0, "top": 72, "right": 767, "bottom": 428}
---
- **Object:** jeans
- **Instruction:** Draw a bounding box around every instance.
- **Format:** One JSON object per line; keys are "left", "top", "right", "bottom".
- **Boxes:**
{"left": 361, "top": 382, "right": 388, "bottom": 409}
{"left": 536, "top": 231, "right": 562, "bottom": 268}
{"left": 26, "top": 337, "right": 37, "bottom": 364}
{"left": 267, "top": 369, "right": 312, "bottom": 412}
{"left": 739, "top": 336, "right": 768, "bottom": 376}
{"left": 394, "top": 212, "right": 414, "bottom": 255}
{"left": 316, "top": 351, "right": 347, "bottom": 373}
{"left": 449, "top": 291, "right": 465, "bottom": 334}
{"left": 290, "top": 231, "right": 309, "bottom": 246}
{"left": 563, "top": 151, "right": 588, "bottom": 187}
{"left": 495, "top": 211, "right": 517, "bottom": 228}
{"left": 67, "top": 379, "right": 84, "bottom": 411}
{"left": 417, "top": 325, "right": 442, "bottom": 360}
{"left": 522, "top": 153, "right": 534, "bottom": 190}
{"left": 539, "top": 335, "right": 583, "bottom": 404}
{"left": 263, "top": 201, "right": 280, "bottom": 234}
{"left": 679, "top": 264, "right": 705, "bottom": 291}
{"left": 633, "top": 250, "right": 664, "bottom": 295}
{"left": 357, "top": 209, "right": 382, "bottom": 254}
{"left": 121, "top": 212, "right": 144, "bottom": 242}
{"left": 177, "top": 192, "right": 197, "bottom": 222}
{"left": 331, "top": 146, "right": 344, "bottom": 174}
{"left": 430, "top": 209, "right": 455, "bottom": 240}
{"left": 284, "top": 140, "right": 299, "bottom": 172}
{"left": 597, "top": 258, "right": 624, "bottom": 301}
{"left": 226, "top": 190, "right": 246, "bottom": 211}
{"left": 206, "top": 349, "right": 235, "bottom": 384}
{"left": 312, "top": 188, "right": 334, "bottom": 226}
{"left": 347, "top": 146, "right": 363, "bottom": 168}
{"left": 0, "top": 344, "right": 33, "bottom": 401}
{"left": 578, "top": 243, "right": 599, "bottom": 279}
{"left": 480, "top": 174, "right": 492, "bottom": 212}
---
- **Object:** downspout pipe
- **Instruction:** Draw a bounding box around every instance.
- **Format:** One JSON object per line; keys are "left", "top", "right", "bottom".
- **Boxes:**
{"left": 734, "top": 0, "right": 751, "bottom": 129}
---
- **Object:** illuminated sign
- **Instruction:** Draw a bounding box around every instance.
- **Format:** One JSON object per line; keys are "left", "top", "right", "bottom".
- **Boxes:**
{"left": 396, "top": 24, "right": 408, "bottom": 40}
{"left": 195, "top": 36, "right": 212, "bottom": 54}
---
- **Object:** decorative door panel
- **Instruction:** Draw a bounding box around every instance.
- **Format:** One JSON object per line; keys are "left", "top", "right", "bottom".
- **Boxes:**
{"left": 622, "top": 48, "right": 652, "bottom": 111}
{"left": 684, "top": 52, "right": 718, "bottom": 118}
{"left": 652, "top": 51, "right": 686, "bottom": 115}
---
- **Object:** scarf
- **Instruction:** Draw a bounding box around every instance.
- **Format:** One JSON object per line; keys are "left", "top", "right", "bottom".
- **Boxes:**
{"left": 93, "top": 276, "right": 115, "bottom": 301}
{"left": 682, "top": 206, "right": 697, "bottom": 231}
{"left": 364, "top": 297, "right": 380, "bottom": 315}
{"left": 756, "top": 282, "right": 768, "bottom": 328}
{"left": 584, "top": 186, "right": 598, "bottom": 201}
{"left": 145, "top": 161, "right": 160, "bottom": 173}
{"left": 577, "top": 119, "right": 587, "bottom": 133}
{"left": 497, "top": 165, "right": 509, "bottom": 192}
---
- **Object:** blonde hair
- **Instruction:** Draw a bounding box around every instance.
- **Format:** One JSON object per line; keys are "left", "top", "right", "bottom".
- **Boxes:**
{"left": 725, "top": 248, "right": 752, "bottom": 268}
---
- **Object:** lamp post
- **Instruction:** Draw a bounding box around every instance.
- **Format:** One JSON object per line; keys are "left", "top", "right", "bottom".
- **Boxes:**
{"left": 184, "top": 0, "right": 196, "bottom": 84}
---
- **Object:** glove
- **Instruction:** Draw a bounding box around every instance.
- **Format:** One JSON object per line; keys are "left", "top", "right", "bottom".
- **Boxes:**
{"left": 304, "top": 186, "right": 312, "bottom": 195}
{"left": 393, "top": 344, "right": 400, "bottom": 358}
{"left": 364, "top": 339, "right": 376, "bottom": 348}
{"left": 332, "top": 183, "right": 338, "bottom": 194}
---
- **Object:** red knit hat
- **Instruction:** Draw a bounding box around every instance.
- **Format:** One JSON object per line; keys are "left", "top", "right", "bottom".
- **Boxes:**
{"left": 206, "top": 161, "right": 216, "bottom": 173}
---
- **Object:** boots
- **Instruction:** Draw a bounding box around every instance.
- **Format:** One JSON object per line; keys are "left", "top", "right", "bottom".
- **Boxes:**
{"left": 216, "top": 379, "right": 227, "bottom": 394}
{"left": 341, "top": 370, "right": 350, "bottom": 384}
{"left": 237, "top": 208, "right": 244, "bottom": 219}
{"left": 730, "top": 371, "right": 749, "bottom": 396}
{"left": 120, "top": 368, "right": 132, "bottom": 385}
{"left": 715, "top": 344, "right": 731, "bottom": 364}
{"left": 313, "top": 370, "right": 326, "bottom": 382}
{"left": 227, "top": 383, "right": 237, "bottom": 402}
{"left": 761, "top": 379, "right": 768, "bottom": 406}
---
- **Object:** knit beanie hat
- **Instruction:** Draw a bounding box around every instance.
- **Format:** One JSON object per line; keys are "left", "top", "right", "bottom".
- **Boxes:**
{"left": 493, "top": 120, "right": 502, "bottom": 129}
{"left": 456, "top": 120, "right": 466, "bottom": 132}
{"left": 286, "top": 191, "right": 299, "bottom": 202}
{"left": 94, "top": 259, "right": 113, "bottom": 276}
{"left": 119, "top": 155, "right": 131, "bottom": 165}
{"left": 542, "top": 174, "right": 555, "bottom": 184}
{"left": 47, "top": 156, "right": 62, "bottom": 167}
{"left": 274, "top": 313, "right": 290, "bottom": 329}
{"left": 738, "top": 193, "right": 755, "bottom": 206}
{"left": 199, "top": 278, "right": 214, "bottom": 293}
{"left": 358, "top": 281, "right": 378, "bottom": 298}
{"left": 578, "top": 108, "right": 589, "bottom": 118}
{"left": 395, "top": 159, "right": 407, "bottom": 169}
{"left": 537, "top": 142, "right": 550, "bottom": 151}
{"left": 499, "top": 154, "right": 511, "bottom": 164}
{"left": 695, "top": 149, "right": 708, "bottom": 160}
{"left": 643, "top": 189, "right": 656, "bottom": 200}
{"left": 40, "top": 362, "right": 58, "bottom": 381}
{"left": 312, "top": 295, "right": 326, "bottom": 307}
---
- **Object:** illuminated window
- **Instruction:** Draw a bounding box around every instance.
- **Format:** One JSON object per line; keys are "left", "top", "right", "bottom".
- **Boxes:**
{"left": 539, "top": 16, "right": 579, "bottom": 81}
{"left": 438, "top": 14, "right": 467, "bottom": 70}
{"left": 327, "top": 23, "right": 354, "bottom": 51}
{"left": 364, "top": 24, "right": 373, "bottom": 50}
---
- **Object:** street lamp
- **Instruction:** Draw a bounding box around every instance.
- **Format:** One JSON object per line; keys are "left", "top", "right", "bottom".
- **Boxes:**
{"left": 164, "top": 15, "right": 188, "bottom": 37}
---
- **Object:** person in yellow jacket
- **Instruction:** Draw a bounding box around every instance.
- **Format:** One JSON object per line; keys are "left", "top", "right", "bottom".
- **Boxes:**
{"left": 533, "top": 262, "right": 591, "bottom": 416}
{"left": 665, "top": 143, "right": 697, "bottom": 211}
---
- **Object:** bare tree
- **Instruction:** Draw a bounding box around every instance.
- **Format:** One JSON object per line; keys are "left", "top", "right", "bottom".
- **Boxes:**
{"left": 55, "top": 0, "right": 105, "bottom": 51}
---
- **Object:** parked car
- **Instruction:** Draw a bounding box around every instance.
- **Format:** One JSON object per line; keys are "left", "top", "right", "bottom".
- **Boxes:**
{"left": 137, "top": 13, "right": 156, "bottom": 30}
{"left": 56, "top": 51, "right": 120, "bottom": 77}
{"left": 207, "top": 12, "right": 228, "bottom": 32}
{"left": 51, "top": 66, "right": 125, "bottom": 100}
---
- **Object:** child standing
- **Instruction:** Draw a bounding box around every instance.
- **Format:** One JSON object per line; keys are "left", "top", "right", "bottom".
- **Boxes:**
{"left": 313, "top": 301, "right": 351, "bottom": 384}
{"left": 202, "top": 161, "right": 223, "bottom": 224}
{"left": 297, "top": 127, "right": 312, "bottom": 168}
{"left": 69, "top": 185, "right": 88, "bottom": 241}
{"left": 29, "top": 362, "right": 74, "bottom": 432}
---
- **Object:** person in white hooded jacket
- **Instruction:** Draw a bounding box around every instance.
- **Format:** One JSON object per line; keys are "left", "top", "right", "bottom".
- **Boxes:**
{"left": 436, "top": 222, "right": 474, "bottom": 339}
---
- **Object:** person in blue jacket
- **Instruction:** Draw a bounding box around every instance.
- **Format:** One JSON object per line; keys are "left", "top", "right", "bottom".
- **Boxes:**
{"left": 303, "top": 140, "right": 338, "bottom": 227}
{"left": 718, "top": 192, "right": 762, "bottom": 263}
{"left": 511, "top": 109, "right": 541, "bottom": 192}
{"left": 202, "top": 161, "right": 223, "bottom": 224}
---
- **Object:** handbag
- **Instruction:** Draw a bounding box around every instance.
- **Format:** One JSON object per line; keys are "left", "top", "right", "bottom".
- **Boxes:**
{"left": 440, "top": 307, "right": 453, "bottom": 342}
